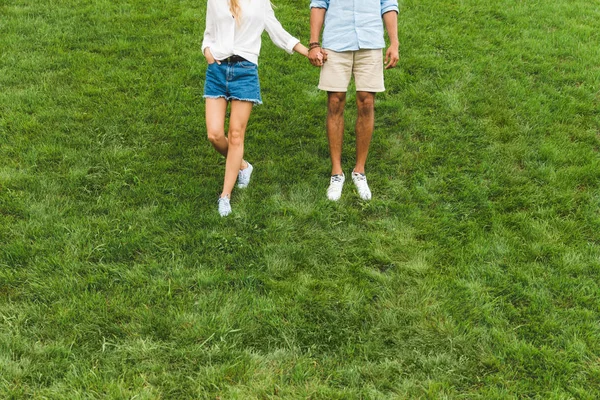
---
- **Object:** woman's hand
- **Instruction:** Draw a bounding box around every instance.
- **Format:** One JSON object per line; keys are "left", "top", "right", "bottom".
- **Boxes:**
{"left": 308, "top": 46, "right": 327, "bottom": 67}
{"left": 204, "top": 47, "right": 220, "bottom": 65}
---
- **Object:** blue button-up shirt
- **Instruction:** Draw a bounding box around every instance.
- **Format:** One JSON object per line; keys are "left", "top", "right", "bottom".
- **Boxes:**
{"left": 310, "top": 0, "right": 399, "bottom": 52}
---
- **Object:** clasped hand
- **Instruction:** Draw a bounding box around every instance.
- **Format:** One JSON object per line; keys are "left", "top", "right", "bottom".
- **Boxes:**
{"left": 308, "top": 47, "right": 328, "bottom": 67}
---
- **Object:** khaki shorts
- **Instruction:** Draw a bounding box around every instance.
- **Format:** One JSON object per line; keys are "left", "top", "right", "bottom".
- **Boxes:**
{"left": 318, "top": 49, "right": 385, "bottom": 93}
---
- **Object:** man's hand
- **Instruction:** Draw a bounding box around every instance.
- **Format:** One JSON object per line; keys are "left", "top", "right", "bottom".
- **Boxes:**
{"left": 309, "top": 46, "right": 327, "bottom": 67}
{"left": 384, "top": 44, "right": 399, "bottom": 69}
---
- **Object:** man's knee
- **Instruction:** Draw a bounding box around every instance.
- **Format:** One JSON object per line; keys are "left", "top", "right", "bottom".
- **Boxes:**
{"left": 327, "top": 92, "right": 346, "bottom": 115}
{"left": 356, "top": 92, "right": 375, "bottom": 113}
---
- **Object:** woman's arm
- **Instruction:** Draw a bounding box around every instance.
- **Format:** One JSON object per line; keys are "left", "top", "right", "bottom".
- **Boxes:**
{"left": 201, "top": 0, "right": 217, "bottom": 62}
{"left": 264, "top": 1, "right": 301, "bottom": 54}
{"left": 202, "top": 1, "right": 221, "bottom": 64}
{"left": 293, "top": 42, "right": 309, "bottom": 58}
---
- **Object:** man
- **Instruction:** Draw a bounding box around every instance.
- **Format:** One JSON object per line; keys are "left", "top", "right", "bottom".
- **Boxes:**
{"left": 309, "top": 0, "right": 399, "bottom": 201}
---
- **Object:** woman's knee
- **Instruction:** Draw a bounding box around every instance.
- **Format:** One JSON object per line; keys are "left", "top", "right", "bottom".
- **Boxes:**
{"left": 207, "top": 128, "right": 225, "bottom": 144}
{"left": 228, "top": 128, "right": 245, "bottom": 147}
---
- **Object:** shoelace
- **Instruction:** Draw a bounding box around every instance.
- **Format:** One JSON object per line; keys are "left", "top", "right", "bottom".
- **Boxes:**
{"left": 331, "top": 175, "right": 344, "bottom": 183}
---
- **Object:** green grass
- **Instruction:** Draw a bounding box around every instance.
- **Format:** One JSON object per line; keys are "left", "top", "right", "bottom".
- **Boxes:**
{"left": 1, "top": 0, "right": 599, "bottom": 398}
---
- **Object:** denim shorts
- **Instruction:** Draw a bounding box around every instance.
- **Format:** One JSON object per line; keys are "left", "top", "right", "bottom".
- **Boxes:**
{"left": 203, "top": 59, "right": 262, "bottom": 105}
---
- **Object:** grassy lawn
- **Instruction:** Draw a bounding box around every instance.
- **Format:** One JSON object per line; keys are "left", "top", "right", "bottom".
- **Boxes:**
{"left": 1, "top": 0, "right": 599, "bottom": 398}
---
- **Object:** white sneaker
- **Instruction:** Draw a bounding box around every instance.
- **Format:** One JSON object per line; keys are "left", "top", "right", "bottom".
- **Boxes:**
{"left": 327, "top": 173, "right": 345, "bottom": 201}
{"left": 352, "top": 172, "right": 372, "bottom": 200}
{"left": 237, "top": 161, "right": 253, "bottom": 188}
{"left": 218, "top": 196, "right": 231, "bottom": 217}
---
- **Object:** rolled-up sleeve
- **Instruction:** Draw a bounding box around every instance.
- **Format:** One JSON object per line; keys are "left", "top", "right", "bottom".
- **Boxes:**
{"left": 310, "top": 0, "right": 329, "bottom": 9}
{"left": 264, "top": 2, "right": 299, "bottom": 54}
{"left": 380, "top": 0, "right": 399, "bottom": 15}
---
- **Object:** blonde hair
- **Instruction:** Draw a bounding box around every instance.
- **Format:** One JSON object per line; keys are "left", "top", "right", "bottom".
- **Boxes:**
{"left": 229, "top": 0, "right": 242, "bottom": 21}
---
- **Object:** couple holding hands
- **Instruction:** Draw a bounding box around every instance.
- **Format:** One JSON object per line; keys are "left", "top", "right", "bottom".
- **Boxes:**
{"left": 202, "top": 0, "right": 399, "bottom": 216}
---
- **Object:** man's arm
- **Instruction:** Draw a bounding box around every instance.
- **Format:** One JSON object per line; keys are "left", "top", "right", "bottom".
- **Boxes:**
{"left": 383, "top": 11, "right": 399, "bottom": 69}
{"left": 309, "top": 7, "right": 327, "bottom": 67}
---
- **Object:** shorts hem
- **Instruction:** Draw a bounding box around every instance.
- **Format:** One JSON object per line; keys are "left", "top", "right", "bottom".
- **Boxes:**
{"left": 356, "top": 87, "right": 386, "bottom": 93}
{"left": 203, "top": 95, "right": 262, "bottom": 105}
{"left": 318, "top": 86, "right": 348, "bottom": 92}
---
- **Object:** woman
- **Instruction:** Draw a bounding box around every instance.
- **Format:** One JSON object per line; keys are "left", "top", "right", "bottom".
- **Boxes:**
{"left": 202, "top": 0, "right": 310, "bottom": 216}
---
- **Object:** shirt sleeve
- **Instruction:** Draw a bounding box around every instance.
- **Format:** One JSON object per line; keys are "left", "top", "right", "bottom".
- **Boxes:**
{"left": 201, "top": 0, "right": 215, "bottom": 52}
{"left": 264, "top": 1, "right": 300, "bottom": 54}
{"left": 380, "top": 0, "right": 399, "bottom": 15}
{"left": 310, "top": 0, "right": 329, "bottom": 9}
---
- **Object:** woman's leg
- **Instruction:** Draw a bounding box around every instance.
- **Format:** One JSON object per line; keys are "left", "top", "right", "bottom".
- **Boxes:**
{"left": 206, "top": 97, "right": 228, "bottom": 157}
{"left": 220, "top": 100, "right": 253, "bottom": 198}
{"left": 206, "top": 97, "right": 249, "bottom": 170}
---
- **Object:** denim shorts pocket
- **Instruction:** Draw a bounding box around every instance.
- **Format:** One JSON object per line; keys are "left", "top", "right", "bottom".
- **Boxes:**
{"left": 239, "top": 61, "right": 257, "bottom": 70}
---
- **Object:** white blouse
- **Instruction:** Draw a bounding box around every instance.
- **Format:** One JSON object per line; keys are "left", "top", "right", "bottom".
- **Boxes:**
{"left": 202, "top": 0, "right": 300, "bottom": 65}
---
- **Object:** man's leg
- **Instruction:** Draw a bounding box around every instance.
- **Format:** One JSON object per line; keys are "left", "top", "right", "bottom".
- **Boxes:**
{"left": 349, "top": 91, "right": 376, "bottom": 200}
{"left": 319, "top": 49, "right": 353, "bottom": 201}
{"left": 354, "top": 91, "right": 375, "bottom": 174}
{"left": 351, "top": 49, "right": 384, "bottom": 201}
{"left": 324, "top": 91, "right": 347, "bottom": 201}
{"left": 327, "top": 91, "right": 346, "bottom": 176}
